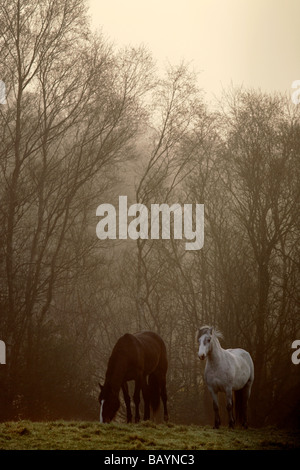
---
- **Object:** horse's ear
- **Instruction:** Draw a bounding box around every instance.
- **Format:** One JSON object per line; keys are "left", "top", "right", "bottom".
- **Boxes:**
{"left": 195, "top": 329, "right": 200, "bottom": 343}
{"left": 209, "top": 327, "right": 213, "bottom": 335}
{"left": 98, "top": 382, "right": 103, "bottom": 391}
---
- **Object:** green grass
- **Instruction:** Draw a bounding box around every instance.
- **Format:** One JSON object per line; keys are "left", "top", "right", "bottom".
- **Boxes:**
{"left": 0, "top": 421, "right": 299, "bottom": 450}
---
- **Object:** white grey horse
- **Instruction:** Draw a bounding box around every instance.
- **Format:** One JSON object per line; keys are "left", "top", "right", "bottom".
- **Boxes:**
{"left": 197, "top": 326, "right": 254, "bottom": 429}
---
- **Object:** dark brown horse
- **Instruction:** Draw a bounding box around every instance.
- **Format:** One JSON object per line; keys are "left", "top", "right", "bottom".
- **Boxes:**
{"left": 98, "top": 331, "right": 168, "bottom": 423}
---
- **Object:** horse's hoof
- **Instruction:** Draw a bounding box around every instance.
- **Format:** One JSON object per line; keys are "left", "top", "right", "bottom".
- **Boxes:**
{"left": 229, "top": 421, "right": 235, "bottom": 429}
{"left": 164, "top": 414, "right": 169, "bottom": 422}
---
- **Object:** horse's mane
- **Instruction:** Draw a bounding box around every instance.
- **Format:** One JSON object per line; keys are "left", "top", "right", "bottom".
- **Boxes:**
{"left": 213, "top": 327, "right": 223, "bottom": 340}
{"left": 197, "top": 325, "right": 224, "bottom": 341}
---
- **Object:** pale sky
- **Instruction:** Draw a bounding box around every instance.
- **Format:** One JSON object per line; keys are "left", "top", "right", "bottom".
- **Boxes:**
{"left": 88, "top": 0, "right": 299, "bottom": 101}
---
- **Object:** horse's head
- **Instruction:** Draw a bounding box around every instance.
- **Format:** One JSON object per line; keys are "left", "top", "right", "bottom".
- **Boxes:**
{"left": 197, "top": 326, "right": 213, "bottom": 360}
{"left": 98, "top": 383, "right": 120, "bottom": 423}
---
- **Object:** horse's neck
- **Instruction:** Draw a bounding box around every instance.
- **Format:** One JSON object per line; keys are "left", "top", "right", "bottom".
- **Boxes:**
{"left": 208, "top": 337, "right": 224, "bottom": 365}
{"left": 106, "top": 353, "right": 128, "bottom": 392}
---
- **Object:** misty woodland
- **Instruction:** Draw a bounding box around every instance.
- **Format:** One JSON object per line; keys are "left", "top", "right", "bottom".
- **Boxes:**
{"left": 0, "top": 0, "right": 299, "bottom": 428}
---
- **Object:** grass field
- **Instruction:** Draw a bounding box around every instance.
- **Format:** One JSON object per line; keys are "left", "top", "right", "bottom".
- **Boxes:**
{"left": 0, "top": 421, "right": 299, "bottom": 450}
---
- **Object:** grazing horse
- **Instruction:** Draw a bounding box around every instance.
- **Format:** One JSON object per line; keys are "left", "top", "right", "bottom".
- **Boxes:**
{"left": 197, "top": 326, "right": 254, "bottom": 429}
{"left": 98, "top": 331, "right": 168, "bottom": 424}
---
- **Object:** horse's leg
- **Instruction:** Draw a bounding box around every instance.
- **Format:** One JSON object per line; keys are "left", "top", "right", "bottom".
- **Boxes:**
{"left": 133, "top": 376, "right": 142, "bottom": 423}
{"left": 122, "top": 382, "right": 132, "bottom": 423}
{"left": 225, "top": 389, "right": 235, "bottom": 429}
{"left": 142, "top": 377, "right": 150, "bottom": 421}
{"left": 209, "top": 388, "right": 220, "bottom": 429}
{"left": 241, "top": 381, "right": 252, "bottom": 428}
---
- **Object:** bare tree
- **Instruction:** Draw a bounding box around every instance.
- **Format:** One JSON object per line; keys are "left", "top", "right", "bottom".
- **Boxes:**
{"left": 0, "top": 0, "right": 154, "bottom": 418}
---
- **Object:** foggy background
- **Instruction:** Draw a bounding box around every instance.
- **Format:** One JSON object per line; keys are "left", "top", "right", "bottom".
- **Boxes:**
{"left": 0, "top": 0, "right": 299, "bottom": 427}
{"left": 89, "top": 0, "right": 300, "bottom": 99}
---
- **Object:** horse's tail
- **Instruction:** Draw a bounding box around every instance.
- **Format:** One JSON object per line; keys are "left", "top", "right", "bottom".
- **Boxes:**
{"left": 234, "top": 388, "right": 244, "bottom": 426}
{"left": 148, "top": 373, "right": 161, "bottom": 415}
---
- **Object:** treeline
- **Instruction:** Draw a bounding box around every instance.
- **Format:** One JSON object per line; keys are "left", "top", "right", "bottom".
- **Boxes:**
{"left": 0, "top": 0, "right": 299, "bottom": 427}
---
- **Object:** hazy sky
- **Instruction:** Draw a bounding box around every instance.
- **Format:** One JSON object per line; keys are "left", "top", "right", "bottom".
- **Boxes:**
{"left": 88, "top": 0, "right": 299, "bottom": 101}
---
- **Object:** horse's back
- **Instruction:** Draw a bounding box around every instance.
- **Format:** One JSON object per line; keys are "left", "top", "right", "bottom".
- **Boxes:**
{"left": 114, "top": 331, "right": 167, "bottom": 377}
{"left": 134, "top": 331, "right": 166, "bottom": 350}
{"left": 134, "top": 331, "right": 168, "bottom": 374}
{"left": 226, "top": 348, "right": 254, "bottom": 385}
{"left": 227, "top": 348, "right": 254, "bottom": 368}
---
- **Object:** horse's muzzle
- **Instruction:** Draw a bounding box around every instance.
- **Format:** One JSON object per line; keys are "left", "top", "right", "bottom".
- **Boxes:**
{"left": 198, "top": 354, "right": 206, "bottom": 360}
